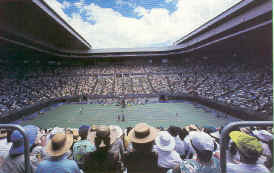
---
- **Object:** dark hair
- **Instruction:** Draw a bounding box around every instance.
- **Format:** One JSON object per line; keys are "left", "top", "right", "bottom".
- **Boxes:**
{"left": 132, "top": 142, "right": 153, "bottom": 152}
{"left": 178, "top": 128, "right": 189, "bottom": 140}
{"left": 268, "top": 139, "right": 273, "bottom": 154}
{"left": 79, "top": 130, "right": 88, "bottom": 139}
{"left": 95, "top": 136, "right": 111, "bottom": 148}
{"left": 168, "top": 126, "right": 179, "bottom": 137}
{"left": 126, "top": 127, "right": 133, "bottom": 136}
{"left": 229, "top": 142, "right": 237, "bottom": 156}
{"left": 196, "top": 150, "right": 213, "bottom": 163}
{"left": 191, "top": 140, "right": 212, "bottom": 163}
{"left": 238, "top": 149, "right": 260, "bottom": 164}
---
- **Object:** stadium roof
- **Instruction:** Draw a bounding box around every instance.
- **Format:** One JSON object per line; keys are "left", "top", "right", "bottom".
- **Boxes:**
{"left": 0, "top": 0, "right": 272, "bottom": 58}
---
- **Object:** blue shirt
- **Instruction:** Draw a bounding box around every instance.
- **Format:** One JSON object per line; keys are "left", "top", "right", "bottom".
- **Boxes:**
{"left": 35, "top": 156, "right": 81, "bottom": 173}
{"left": 73, "top": 140, "right": 96, "bottom": 165}
{"left": 167, "top": 157, "right": 220, "bottom": 173}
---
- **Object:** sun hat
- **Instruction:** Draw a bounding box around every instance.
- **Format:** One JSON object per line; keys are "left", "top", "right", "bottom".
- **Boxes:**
{"left": 252, "top": 130, "right": 273, "bottom": 143}
{"left": 9, "top": 125, "right": 39, "bottom": 155}
{"left": 128, "top": 123, "right": 159, "bottom": 144}
{"left": 155, "top": 131, "right": 175, "bottom": 151}
{"left": 229, "top": 131, "right": 263, "bottom": 157}
{"left": 45, "top": 132, "right": 73, "bottom": 157}
{"left": 191, "top": 131, "right": 214, "bottom": 151}
{"left": 109, "top": 125, "right": 123, "bottom": 144}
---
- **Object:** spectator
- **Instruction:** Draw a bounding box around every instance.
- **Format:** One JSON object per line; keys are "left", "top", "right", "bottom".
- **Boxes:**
{"left": 124, "top": 123, "right": 160, "bottom": 173}
{"left": 0, "top": 125, "right": 39, "bottom": 173}
{"left": 168, "top": 131, "right": 221, "bottom": 173}
{"left": 83, "top": 125, "right": 124, "bottom": 173}
{"left": 227, "top": 131, "right": 270, "bottom": 173}
{"left": 176, "top": 128, "right": 192, "bottom": 159}
{"left": 252, "top": 129, "right": 273, "bottom": 157}
{"left": 29, "top": 130, "right": 48, "bottom": 169}
{"left": 73, "top": 125, "right": 95, "bottom": 170}
{"left": 154, "top": 131, "right": 182, "bottom": 171}
{"left": 35, "top": 133, "right": 80, "bottom": 173}
{"left": 0, "top": 128, "right": 12, "bottom": 156}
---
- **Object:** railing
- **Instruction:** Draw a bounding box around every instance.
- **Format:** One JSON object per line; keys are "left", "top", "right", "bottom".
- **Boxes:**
{"left": 1, "top": 121, "right": 272, "bottom": 173}
{"left": 0, "top": 124, "right": 31, "bottom": 173}
{"left": 220, "top": 121, "right": 273, "bottom": 173}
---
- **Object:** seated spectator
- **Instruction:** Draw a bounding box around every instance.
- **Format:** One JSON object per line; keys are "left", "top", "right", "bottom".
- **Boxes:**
{"left": 29, "top": 130, "right": 48, "bottom": 169}
{"left": 123, "top": 127, "right": 133, "bottom": 152}
{"left": 0, "top": 128, "right": 12, "bottom": 157}
{"left": 154, "top": 131, "right": 182, "bottom": 171}
{"left": 252, "top": 129, "right": 273, "bottom": 157}
{"left": 83, "top": 125, "right": 124, "bottom": 173}
{"left": 0, "top": 125, "right": 39, "bottom": 173}
{"left": 124, "top": 123, "right": 160, "bottom": 173}
{"left": 35, "top": 133, "right": 80, "bottom": 173}
{"left": 227, "top": 131, "right": 270, "bottom": 173}
{"left": 73, "top": 125, "right": 95, "bottom": 170}
{"left": 168, "top": 131, "right": 220, "bottom": 173}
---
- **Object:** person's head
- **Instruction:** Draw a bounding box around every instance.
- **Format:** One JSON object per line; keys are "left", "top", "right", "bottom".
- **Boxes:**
{"left": 94, "top": 125, "right": 111, "bottom": 148}
{"left": 126, "top": 127, "right": 133, "bottom": 136}
{"left": 155, "top": 131, "right": 175, "bottom": 152}
{"left": 190, "top": 132, "right": 215, "bottom": 163}
{"left": 229, "top": 131, "right": 263, "bottom": 164}
{"left": 94, "top": 125, "right": 123, "bottom": 149}
{"left": 178, "top": 128, "right": 189, "bottom": 140}
{"left": 78, "top": 125, "right": 90, "bottom": 140}
{"left": 128, "top": 123, "right": 158, "bottom": 152}
{"left": 9, "top": 125, "right": 39, "bottom": 156}
{"left": 40, "top": 135, "right": 47, "bottom": 147}
{"left": 45, "top": 132, "right": 73, "bottom": 158}
{"left": 252, "top": 129, "right": 273, "bottom": 144}
{"left": 167, "top": 126, "right": 179, "bottom": 137}
{"left": 0, "top": 128, "right": 7, "bottom": 139}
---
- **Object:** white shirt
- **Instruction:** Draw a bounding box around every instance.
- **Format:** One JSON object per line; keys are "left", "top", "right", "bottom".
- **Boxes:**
{"left": 0, "top": 138, "right": 12, "bottom": 156}
{"left": 227, "top": 162, "right": 270, "bottom": 173}
{"left": 153, "top": 145, "right": 182, "bottom": 169}
{"left": 174, "top": 136, "right": 189, "bottom": 156}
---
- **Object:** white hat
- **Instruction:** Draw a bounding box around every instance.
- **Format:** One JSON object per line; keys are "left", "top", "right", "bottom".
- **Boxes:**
{"left": 155, "top": 131, "right": 175, "bottom": 151}
{"left": 253, "top": 130, "right": 273, "bottom": 143}
{"left": 191, "top": 132, "right": 214, "bottom": 151}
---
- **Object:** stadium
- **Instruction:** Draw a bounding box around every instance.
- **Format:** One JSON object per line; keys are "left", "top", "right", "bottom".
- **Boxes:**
{"left": 0, "top": 0, "right": 272, "bottom": 173}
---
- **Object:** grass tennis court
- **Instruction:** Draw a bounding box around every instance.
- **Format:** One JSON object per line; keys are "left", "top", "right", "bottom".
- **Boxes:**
{"left": 19, "top": 101, "right": 240, "bottom": 129}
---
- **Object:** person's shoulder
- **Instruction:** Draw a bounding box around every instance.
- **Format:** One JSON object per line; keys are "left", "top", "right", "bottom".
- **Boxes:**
{"left": 37, "top": 159, "right": 51, "bottom": 167}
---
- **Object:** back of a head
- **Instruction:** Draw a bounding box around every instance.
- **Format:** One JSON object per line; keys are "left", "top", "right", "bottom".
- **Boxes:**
{"left": 196, "top": 150, "right": 213, "bottom": 163}
{"left": 190, "top": 131, "right": 215, "bottom": 163}
{"left": 167, "top": 126, "right": 179, "bottom": 137}
{"left": 78, "top": 125, "right": 90, "bottom": 139}
{"left": 178, "top": 128, "right": 189, "bottom": 140}
{"left": 132, "top": 141, "right": 153, "bottom": 153}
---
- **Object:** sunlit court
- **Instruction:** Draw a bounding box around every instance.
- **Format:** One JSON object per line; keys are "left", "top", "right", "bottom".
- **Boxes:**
{"left": 19, "top": 101, "right": 240, "bottom": 129}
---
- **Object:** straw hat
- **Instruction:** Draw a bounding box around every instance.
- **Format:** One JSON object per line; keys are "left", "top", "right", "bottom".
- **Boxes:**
{"left": 155, "top": 131, "right": 175, "bottom": 151}
{"left": 46, "top": 133, "right": 73, "bottom": 157}
{"left": 128, "top": 123, "right": 158, "bottom": 143}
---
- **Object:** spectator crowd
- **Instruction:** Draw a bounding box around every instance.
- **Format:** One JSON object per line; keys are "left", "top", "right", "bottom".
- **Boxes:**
{"left": 0, "top": 57, "right": 272, "bottom": 117}
{"left": 0, "top": 122, "right": 272, "bottom": 173}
